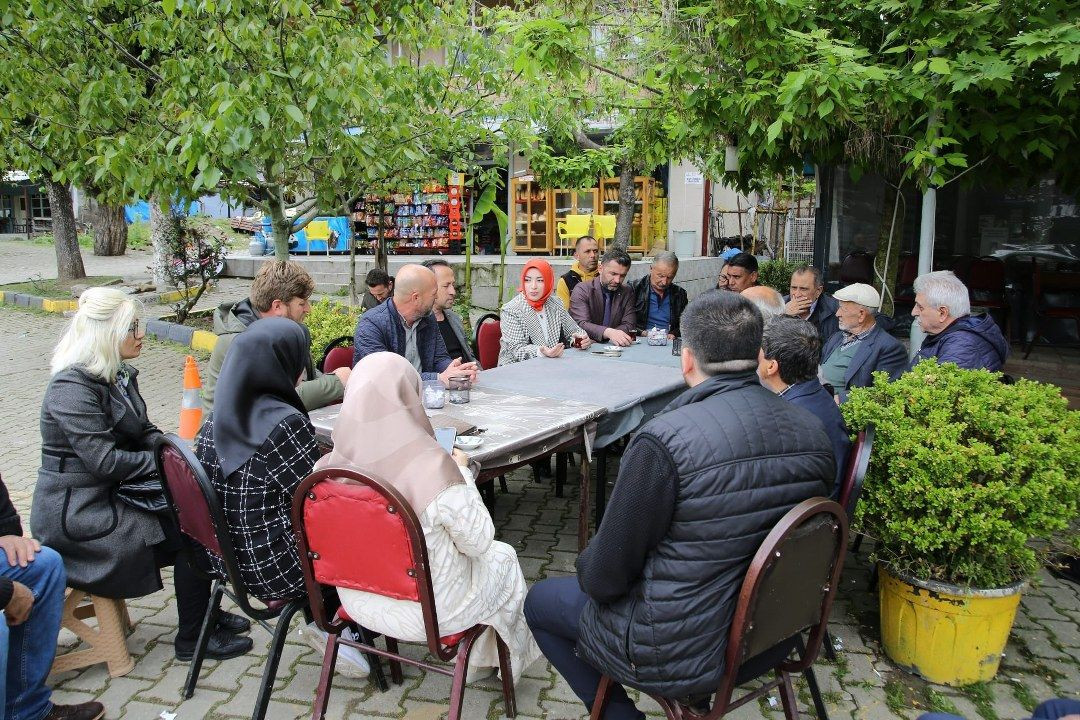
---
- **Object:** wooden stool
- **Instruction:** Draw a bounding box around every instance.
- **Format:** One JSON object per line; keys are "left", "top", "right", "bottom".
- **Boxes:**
{"left": 51, "top": 589, "right": 135, "bottom": 677}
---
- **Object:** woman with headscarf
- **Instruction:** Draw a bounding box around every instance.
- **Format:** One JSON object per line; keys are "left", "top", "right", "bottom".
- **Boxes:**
{"left": 498, "top": 258, "right": 593, "bottom": 365}
{"left": 34, "top": 287, "right": 252, "bottom": 668}
{"left": 316, "top": 352, "right": 541, "bottom": 681}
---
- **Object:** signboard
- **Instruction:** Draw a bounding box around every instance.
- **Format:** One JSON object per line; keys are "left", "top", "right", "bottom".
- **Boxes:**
{"left": 684, "top": 171, "right": 704, "bottom": 185}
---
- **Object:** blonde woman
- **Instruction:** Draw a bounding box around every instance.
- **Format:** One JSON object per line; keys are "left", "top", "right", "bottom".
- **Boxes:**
{"left": 31, "top": 287, "right": 252, "bottom": 662}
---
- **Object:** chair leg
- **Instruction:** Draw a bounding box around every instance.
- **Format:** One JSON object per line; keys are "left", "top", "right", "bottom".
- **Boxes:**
{"left": 183, "top": 581, "right": 223, "bottom": 700}
{"left": 589, "top": 675, "right": 613, "bottom": 720}
{"left": 251, "top": 599, "right": 305, "bottom": 720}
{"left": 851, "top": 534, "right": 864, "bottom": 554}
{"left": 357, "top": 626, "right": 389, "bottom": 692}
{"left": 777, "top": 670, "right": 800, "bottom": 720}
{"left": 822, "top": 629, "right": 837, "bottom": 662}
{"left": 385, "top": 637, "right": 404, "bottom": 685}
{"left": 310, "top": 629, "right": 340, "bottom": 720}
{"left": 802, "top": 663, "right": 830, "bottom": 720}
{"left": 499, "top": 475, "right": 509, "bottom": 493}
{"left": 447, "top": 632, "right": 483, "bottom": 720}
{"left": 594, "top": 448, "right": 608, "bottom": 529}
{"left": 496, "top": 635, "right": 517, "bottom": 718}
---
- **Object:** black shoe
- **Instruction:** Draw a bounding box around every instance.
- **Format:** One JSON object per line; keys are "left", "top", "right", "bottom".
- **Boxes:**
{"left": 175, "top": 629, "right": 254, "bottom": 662}
{"left": 44, "top": 702, "right": 105, "bottom": 720}
{"left": 216, "top": 610, "right": 252, "bottom": 634}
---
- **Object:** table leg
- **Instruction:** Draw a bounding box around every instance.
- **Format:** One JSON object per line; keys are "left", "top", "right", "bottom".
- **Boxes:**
{"left": 479, "top": 479, "right": 495, "bottom": 513}
{"left": 594, "top": 447, "right": 608, "bottom": 530}
{"left": 555, "top": 452, "right": 567, "bottom": 498}
{"left": 577, "top": 453, "right": 591, "bottom": 551}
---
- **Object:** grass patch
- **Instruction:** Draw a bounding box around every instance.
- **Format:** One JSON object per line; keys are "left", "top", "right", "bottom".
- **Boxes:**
{"left": 30, "top": 232, "right": 92, "bottom": 248}
{"left": 923, "top": 687, "right": 961, "bottom": 715}
{"left": 885, "top": 679, "right": 909, "bottom": 715}
{"left": 1009, "top": 679, "right": 1038, "bottom": 713}
{"left": 1, "top": 275, "right": 122, "bottom": 299}
{"left": 961, "top": 682, "right": 998, "bottom": 720}
{"left": 128, "top": 220, "right": 150, "bottom": 249}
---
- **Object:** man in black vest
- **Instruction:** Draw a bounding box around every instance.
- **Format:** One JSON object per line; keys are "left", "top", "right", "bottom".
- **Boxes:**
{"left": 555, "top": 235, "right": 600, "bottom": 308}
{"left": 524, "top": 291, "right": 834, "bottom": 720}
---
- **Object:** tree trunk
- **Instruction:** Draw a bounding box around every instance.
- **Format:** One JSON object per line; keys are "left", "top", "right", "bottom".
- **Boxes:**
{"left": 92, "top": 201, "right": 128, "bottom": 256}
{"left": 613, "top": 165, "right": 637, "bottom": 251}
{"left": 375, "top": 203, "right": 388, "bottom": 271}
{"left": 874, "top": 183, "right": 906, "bottom": 317}
{"left": 149, "top": 195, "right": 179, "bottom": 289}
{"left": 46, "top": 180, "right": 86, "bottom": 281}
{"left": 342, "top": 192, "right": 358, "bottom": 305}
{"left": 267, "top": 193, "right": 292, "bottom": 261}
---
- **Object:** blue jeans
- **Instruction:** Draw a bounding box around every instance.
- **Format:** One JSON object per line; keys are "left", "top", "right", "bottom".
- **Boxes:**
{"left": 0, "top": 546, "right": 66, "bottom": 720}
{"left": 524, "top": 576, "right": 646, "bottom": 720}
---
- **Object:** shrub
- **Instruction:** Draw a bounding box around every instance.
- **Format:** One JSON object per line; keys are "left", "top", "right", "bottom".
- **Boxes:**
{"left": 157, "top": 214, "right": 227, "bottom": 324}
{"left": 842, "top": 360, "right": 1079, "bottom": 588}
{"left": 758, "top": 258, "right": 798, "bottom": 293}
{"left": 306, "top": 297, "right": 362, "bottom": 358}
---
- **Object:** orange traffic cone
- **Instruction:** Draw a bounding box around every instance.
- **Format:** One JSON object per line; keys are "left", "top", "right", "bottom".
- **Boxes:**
{"left": 178, "top": 355, "right": 203, "bottom": 441}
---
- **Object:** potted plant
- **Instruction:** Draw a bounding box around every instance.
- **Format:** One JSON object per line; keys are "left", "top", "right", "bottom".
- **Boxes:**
{"left": 842, "top": 360, "right": 1079, "bottom": 686}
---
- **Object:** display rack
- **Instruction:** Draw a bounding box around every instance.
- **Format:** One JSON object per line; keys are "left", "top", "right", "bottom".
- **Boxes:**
{"left": 599, "top": 176, "right": 654, "bottom": 253}
{"left": 351, "top": 181, "right": 466, "bottom": 255}
{"left": 511, "top": 177, "right": 549, "bottom": 253}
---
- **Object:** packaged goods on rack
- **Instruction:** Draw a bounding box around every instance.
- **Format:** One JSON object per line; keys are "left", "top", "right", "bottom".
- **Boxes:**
{"left": 350, "top": 183, "right": 466, "bottom": 255}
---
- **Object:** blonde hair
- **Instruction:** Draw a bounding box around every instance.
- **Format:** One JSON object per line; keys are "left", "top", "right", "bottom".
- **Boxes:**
{"left": 51, "top": 287, "right": 141, "bottom": 381}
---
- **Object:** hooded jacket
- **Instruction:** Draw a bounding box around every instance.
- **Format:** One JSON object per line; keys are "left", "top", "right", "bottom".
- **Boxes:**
{"left": 201, "top": 298, "right": 343, "bottom": 413}
{"left": 909, "top": 313, "right": 1009, "bottom": 372}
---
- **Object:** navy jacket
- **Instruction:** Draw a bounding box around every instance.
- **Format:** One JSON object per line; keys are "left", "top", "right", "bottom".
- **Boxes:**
{"left": 784, "top": 292, "right": 840, "bottom": 344}
{"left": 783, "top": 380, "right": 851, "bottom": 498}
{"left": 352, "top": 299, "right": 452, "bottom": 381}
{"left": 909, "top": 314, "right": 1009, "bottom": 372}
{"left": 820, "top": 324, "right": 908, "bottom": 402}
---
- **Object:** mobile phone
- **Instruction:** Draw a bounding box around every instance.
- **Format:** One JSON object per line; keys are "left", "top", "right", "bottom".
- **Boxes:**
{"left": 434, "top": 427, "right": 457, "bottom": 454}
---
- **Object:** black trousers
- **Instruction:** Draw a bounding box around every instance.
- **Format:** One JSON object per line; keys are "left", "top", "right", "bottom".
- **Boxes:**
{"left": 154, "top": 515, "right": 212, "bottom": 642}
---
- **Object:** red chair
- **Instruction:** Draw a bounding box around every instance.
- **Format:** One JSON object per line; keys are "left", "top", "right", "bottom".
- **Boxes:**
{"left": 473, "top": 313, "right": 501, "bottom": 370}
{"left": 589, "top": 498, "right": 848, "bottom": 720}
{"left": 293, "top": 467, "right": 517, "bottom": 720}
{"left": 154, "top": 435, "right": 307, "bottom": 720}
{"left": 967, "top": 257, "right": 1010, "bottom": 340}
{"left": 839, "top": 251, "right": 875, "bottom": 286}
{"left": 318, "top": 335, "right": 354, "bottom": 373}
{"left": 1023, "top": 260, "right": 1080, "bottom": 358}
{"left": 894, "top": 254, "right": 918, "bottom": 307}
{"left": 837, "top": 426, "right": 875, "bottom": 522}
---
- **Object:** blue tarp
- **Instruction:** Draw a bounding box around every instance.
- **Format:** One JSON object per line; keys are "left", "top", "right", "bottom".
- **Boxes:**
{"left": 124, "top": 200, "right": 200, "bottom": 224}
{"left": 255, "top": 216, "right": 353, "bottom": 254}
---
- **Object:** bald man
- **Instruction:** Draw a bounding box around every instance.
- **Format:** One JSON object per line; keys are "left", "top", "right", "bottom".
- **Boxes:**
{"left": 353, "top": 263, "right": 478, "bottom": 385}
{"left": 742, "top": 285, "right": 785, "bottom": 321}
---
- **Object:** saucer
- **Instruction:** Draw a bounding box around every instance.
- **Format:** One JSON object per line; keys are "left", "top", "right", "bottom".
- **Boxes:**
{"left": 455, "top": 436, "right": 483, "bottom": 450}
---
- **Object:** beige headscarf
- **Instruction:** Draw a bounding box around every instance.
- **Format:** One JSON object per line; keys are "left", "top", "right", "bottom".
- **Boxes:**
{"left": 313, "top": 352, "right": 463, "bottom": 514}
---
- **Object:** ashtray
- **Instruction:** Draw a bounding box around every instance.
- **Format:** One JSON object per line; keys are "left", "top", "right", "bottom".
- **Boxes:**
{"left": 454, "top": 436, "right": 483, "bottom": 451}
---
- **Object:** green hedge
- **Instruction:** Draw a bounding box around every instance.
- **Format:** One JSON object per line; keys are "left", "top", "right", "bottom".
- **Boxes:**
{"left": 842, "top": 361, "right": 1080, "bottom": 588}
{"left": 307, "top": 298, "right": 362, "bottom": 359}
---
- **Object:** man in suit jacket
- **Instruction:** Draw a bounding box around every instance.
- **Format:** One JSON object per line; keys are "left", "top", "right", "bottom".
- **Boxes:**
{"left": 422, "top": 258, "right": 475, "bottom": 363}
{"left": 569, "top": 248, "right": 637, "bottom": 346}
{"left": 819, "top": 283, "right": 908, "bottom": 402}
{"left": 784, "top": 265, "right": 840, "bottom": 343}
{"left": 759, "top": 317, "right": 851, "bottom": 497}
{"left": 352, "top": 264, "right": 477, "bottom": 384}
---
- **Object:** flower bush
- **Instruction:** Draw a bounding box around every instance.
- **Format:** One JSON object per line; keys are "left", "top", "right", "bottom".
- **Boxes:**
{"left": 306, "top": 297, "right": 362, "bottom": 359}
{"left": 842, "top": 360, "right": 1079, "bottom": 588}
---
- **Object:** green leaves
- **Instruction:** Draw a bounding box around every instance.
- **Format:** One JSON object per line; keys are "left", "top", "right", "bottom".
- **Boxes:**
{"left": 283, "top": 104, "right": 304, "bottom": 125}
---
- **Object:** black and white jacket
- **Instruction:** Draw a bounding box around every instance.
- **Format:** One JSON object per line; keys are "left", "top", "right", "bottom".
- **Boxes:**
{"left": 498, "top": 293, "right": 586, "bottom": 365}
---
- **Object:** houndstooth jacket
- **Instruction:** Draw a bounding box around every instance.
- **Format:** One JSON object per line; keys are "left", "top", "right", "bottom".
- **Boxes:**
{"left": 498, "top": 293, "right": 586, "bottom": 365}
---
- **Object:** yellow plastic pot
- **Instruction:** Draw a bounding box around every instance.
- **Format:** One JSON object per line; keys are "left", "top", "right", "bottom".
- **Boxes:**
{"left": 878, "top": 565, "right": 1024, "bottom": 686}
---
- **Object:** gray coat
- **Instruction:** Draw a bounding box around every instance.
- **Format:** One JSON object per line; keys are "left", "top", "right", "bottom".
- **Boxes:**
{"left": 31, "top": 365, "right": 167, "bottom": 598}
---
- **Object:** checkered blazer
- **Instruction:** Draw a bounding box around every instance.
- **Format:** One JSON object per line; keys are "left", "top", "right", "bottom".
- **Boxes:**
{"left": 498, "top": 293, "right": 585, "bottom": 365}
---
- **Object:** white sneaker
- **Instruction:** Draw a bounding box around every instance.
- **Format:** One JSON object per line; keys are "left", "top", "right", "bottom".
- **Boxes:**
{"left": 299, "top": 621, "right": 371, "bottom": 678}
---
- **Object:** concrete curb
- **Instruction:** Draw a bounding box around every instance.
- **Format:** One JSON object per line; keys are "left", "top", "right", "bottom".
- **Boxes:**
{"left": 0, "top": 283, "right": 215, "bottom": 315}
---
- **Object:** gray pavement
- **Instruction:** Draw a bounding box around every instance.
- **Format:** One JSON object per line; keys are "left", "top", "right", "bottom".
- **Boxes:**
{"left": 1, "top": 304, "right": 1077, "bottom": 720}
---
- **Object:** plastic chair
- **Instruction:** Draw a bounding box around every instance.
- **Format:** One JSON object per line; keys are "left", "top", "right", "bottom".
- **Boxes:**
{"left": 589, "top": 498, "right": 848, "bottom": 720}
{"left": 474, "top": 313, "right": 501, "bottom": 370}
{"left": 51, "top": 591, "right": 134, "bottom": 677}
{"left": 838, "top": 251, "right": 874, "bottom": 286}
{"left": 304, "top": 220, "right": 333, "bottom": 256}
{"left": 293, "top": 467, "right": 518, "bottom": 720}
{"left": 556, "top": 214, "right": 593, "bottom": 254}
{"left": 318, "top": 335, "right": 354, "bottom": 373}
{"left": 154, "top": 434, "right": 308, "bottom": 720}
{"left": 593, "top": 215, "right": 616, "bottom": 246}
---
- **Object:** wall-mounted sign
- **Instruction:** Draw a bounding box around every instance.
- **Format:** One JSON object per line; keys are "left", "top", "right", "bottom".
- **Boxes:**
{"left": 684, "top": 171, "right": 704, "bottom": 185}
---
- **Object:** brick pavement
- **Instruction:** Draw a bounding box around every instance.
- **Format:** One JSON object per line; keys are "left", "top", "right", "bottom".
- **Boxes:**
{"left": 1, "top": 305, "right": 1077, "bottom": 720}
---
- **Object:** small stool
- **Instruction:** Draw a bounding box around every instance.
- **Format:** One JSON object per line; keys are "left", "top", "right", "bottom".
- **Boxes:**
{"left": 51, "top": 589, "right": 135, "bottom": 678}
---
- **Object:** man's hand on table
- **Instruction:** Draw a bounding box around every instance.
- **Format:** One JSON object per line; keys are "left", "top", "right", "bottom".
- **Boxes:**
{"left": 603, "top": 328, "right": 632, "bottom": 347}
{"left": 539, "top": 344, "right": 565, "bottom": 358}
{"left": 438, "top": 358, "right": 479, "bottom": 388}
{"left": 331, "top": 366, "right": 352, "bottom": 387}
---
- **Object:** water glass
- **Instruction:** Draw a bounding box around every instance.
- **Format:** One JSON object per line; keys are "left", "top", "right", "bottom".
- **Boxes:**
{"left": 422, "top": 380, "right": 446, "bottom": 409}
{"left": 448, "top": 375, "right": 471, "bottom": 404}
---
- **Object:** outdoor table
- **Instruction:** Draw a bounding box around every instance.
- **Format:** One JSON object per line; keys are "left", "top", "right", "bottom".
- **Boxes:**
{"left": 478, "top": 346, "right": 688, "bottom": 531}
{"left": 309, "top": 385, "right": 605, "bottom": 548}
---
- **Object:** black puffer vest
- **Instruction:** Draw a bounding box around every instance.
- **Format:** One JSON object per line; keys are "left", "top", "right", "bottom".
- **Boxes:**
{"left": 576, "top": 373, "right": 834, "bottom": 698}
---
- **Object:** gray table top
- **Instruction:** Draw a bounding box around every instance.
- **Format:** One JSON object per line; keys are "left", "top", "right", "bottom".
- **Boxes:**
{"left": 309, "top": 385, "right": 605, "bottom": 471}
{"left": 602, "top": 339, "right": 683, "bottom": 369}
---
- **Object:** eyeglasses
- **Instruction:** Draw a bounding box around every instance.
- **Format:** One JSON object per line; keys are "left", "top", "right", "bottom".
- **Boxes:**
{"left": 128, "top": 319, "right": 141, "bottom": 336}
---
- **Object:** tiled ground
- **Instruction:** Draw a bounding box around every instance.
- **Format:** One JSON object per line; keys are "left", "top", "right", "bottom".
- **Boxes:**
{"left": 1, "top": 304, "right": 1077, "bottom": 720}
